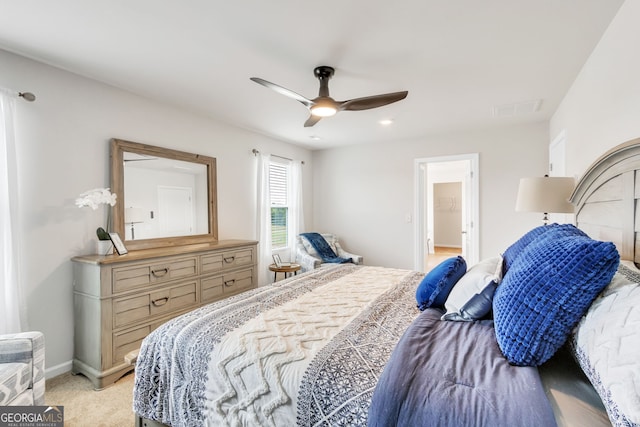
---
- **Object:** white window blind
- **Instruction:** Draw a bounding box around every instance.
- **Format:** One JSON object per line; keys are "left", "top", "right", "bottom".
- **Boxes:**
{"left": 270, "top": 161, "right": 289, "bottom": 248}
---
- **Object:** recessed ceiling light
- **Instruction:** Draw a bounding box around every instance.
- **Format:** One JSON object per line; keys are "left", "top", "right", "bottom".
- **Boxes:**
{"left": 379, "top": 119, "right": 394, "bottom": 126}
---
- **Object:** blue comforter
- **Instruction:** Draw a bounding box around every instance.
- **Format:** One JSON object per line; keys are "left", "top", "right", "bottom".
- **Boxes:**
{"left": 369, "top": 309, "right": 557, "bottom": 427}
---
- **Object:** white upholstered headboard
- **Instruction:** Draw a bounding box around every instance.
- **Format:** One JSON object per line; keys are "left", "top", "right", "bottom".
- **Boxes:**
{"left": 571, "top": 138, "right": 640, "bottom": 264}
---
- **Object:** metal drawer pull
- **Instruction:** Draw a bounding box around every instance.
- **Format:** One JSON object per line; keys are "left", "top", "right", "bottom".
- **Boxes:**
{"left": 224, "top": 279, "right": 235, "bottom": 287}
{"left": 152, "top": 297, "right": 169, "bottom": 307}
{"left": 224, "top": 256, "right": 235, "bottom": 263}
{"left": 151, "top": 268, "right": 169, "bottom": 277}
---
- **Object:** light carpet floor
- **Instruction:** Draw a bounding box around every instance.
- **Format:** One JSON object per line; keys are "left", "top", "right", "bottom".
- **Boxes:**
{"left": 45, "top": 371, "right": 135, "bottom": 426}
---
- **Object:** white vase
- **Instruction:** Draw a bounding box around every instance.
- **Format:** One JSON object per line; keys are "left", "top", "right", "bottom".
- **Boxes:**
{"left": 96, "top": 240, "right": 113, "bottom": 256}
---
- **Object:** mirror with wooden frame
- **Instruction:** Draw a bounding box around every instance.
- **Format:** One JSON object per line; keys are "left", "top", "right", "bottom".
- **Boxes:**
{"left": 110, "top": 138, "right": 218, "bottom": 251}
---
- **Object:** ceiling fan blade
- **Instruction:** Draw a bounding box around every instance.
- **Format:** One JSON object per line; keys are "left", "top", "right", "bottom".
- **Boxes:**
{"left": 304, "top": 115, "right": 322, "bottom": 127}
{"left": 339, "top": 91, "right": 408, "bottom": 111}
{"left": 250, "top": 77, "right": 312, "bottom": 108}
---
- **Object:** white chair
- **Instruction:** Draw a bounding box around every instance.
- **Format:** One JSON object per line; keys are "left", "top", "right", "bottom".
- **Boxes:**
{"left": 295, "top": 233, "right": 363, "bottom": 272}
{"left": 0, "top": 331, "right": 45, "bottom": 406}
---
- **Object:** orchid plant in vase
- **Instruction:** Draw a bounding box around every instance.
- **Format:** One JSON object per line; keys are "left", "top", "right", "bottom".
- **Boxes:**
{"left": 75, "top": 188, "right": 117, "bottom": 241}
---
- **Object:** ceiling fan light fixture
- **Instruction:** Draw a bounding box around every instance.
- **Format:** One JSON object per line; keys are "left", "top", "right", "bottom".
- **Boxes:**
{"left": 310, "top": 97, "right": 338, "bottom": 117}
{"left": 310, "top": 103, "right": 337, "bottom": 117}
{"left": 310, "top": 106, "right": 337, "bottom": 117}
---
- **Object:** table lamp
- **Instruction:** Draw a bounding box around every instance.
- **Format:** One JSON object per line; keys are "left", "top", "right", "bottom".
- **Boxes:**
{"left": 125, "top": 207, "right": 146, "bottom": 240}
{"left": 515, "top": 175, "right": 575, "bottom": 224}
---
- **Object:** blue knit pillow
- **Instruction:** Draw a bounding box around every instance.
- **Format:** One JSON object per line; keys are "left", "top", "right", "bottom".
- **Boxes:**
{"left": 502, "top": 224, "right": 588, "bottom": 272}
{"left": 493, "top": 234, "right": 619, "bottom": 366}
{"left": 416, "top": 256, "right": 467, "bottom": 311}
{"left": 502, "top": 225, "right": 548, "bottom": 271}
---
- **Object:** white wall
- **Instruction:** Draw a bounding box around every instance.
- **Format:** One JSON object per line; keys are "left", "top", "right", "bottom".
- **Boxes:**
{"left": 312, "top": 123, "right": 549, "bottom": 269}
{"left": 551, "top": 0, "right": 640, "bottom": 178}
{"left": 0, "top": 49, "right": 313, "bottom": 376}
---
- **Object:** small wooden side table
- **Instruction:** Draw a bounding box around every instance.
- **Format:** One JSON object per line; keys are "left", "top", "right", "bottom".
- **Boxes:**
{"left": 269, "top": 263, "right": 301, "bottom": 281}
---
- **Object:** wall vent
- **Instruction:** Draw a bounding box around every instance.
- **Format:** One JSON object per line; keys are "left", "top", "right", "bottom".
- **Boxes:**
{"left": 492, "top": 99, "right": 542, "bottom": 117}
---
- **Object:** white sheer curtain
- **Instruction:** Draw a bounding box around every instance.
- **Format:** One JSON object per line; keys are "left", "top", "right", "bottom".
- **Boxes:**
{"left": 256, "top": 154, "right": 304, "bottom": 286}
{"left": 288, "top": 160, "right": 305, "bottom": 261}
{"left": 0, "top": 88, "right": 23, "bottom": 334}
{"left": 256, "top": 153, "right": 273, "bottom": 287}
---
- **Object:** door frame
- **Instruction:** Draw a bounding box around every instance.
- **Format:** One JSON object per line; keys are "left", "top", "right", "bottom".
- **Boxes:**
{"left": 549, "top": 130, "right": 570, "bottom": 224}
{"left": 414, "top": 153, "right": 479, "bottom": 271}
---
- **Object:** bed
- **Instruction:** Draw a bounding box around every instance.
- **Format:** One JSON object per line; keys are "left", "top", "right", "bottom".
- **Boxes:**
{"left": 134, "top": 265, "right": 423, "bottom": 426}
{"left": 134, "top": 139, "right": 640, "bottom": 427}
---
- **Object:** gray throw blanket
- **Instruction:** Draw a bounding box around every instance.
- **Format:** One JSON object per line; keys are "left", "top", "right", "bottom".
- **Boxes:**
{"left": 300, "top": 232, "right": 352, "bottom": 264}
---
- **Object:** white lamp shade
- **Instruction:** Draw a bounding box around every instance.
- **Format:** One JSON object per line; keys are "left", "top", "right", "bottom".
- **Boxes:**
{"left": 515, "top": 177, "right": 575, "bottom": 214}
{"left": 125, "top": 207, "right": 146, "bottom": 224}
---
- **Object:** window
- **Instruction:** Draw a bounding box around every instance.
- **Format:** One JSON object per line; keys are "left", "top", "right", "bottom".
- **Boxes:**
{"left": 270, "top": 160, "right": 289, "bottom": 249}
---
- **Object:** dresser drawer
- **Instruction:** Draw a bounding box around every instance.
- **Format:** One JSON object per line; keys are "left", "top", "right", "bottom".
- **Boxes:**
{"left": 112, "top": 256, "right": 198, "bottom": 293}
{"left": 201, "top": 247, "right": 254, "bottom": 274}
{"left": 113, "top": 324, "right": 150, "bottom": 365}
{"left": 201, "top": 275, "right": 224, "bottom": 303}
{"left": 113, "top": 281, "right": 198, "bottom": 328}
{"left": 223, "top": 268, "right": 254, "bottom": 293}
{"left": 112, "top": 318, "right": 168, "bottom": 365}
{"left": 201, "top": 267, "right": 254, "bottom": 304}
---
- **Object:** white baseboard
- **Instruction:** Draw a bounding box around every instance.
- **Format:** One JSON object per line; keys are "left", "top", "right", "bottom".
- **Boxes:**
{"left": 45, "top": 360, "right": 72, "bottom": 379}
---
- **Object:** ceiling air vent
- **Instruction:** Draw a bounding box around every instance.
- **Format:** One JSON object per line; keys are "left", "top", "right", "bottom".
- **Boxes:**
{"left": 492, "top": 99, "right": 542, "bottom": 117}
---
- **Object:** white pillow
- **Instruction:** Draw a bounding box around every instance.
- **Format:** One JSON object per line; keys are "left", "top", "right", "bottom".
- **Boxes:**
{"left": 441, "top": 255, "right": 503, "bottom": 321}
{"left": 572, "top": 261, "right": 640, "bottom": 425}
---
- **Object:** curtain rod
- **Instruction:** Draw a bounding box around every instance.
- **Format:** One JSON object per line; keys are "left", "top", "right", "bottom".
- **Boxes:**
{"left": 0, "top": 87, "right": 36, "bottom": 102}
{"left": 252, "top": 149, "right": 304, "bottom": 165}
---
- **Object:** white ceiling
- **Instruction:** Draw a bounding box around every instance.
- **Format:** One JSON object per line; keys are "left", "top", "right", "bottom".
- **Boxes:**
{"left": 0, "top": 1, "right": 624, "bottom": 150}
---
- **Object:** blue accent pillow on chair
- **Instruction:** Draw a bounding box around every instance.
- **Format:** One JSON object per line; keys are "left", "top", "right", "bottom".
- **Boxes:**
{"left": 416, "top": 256, "right": 467, "bottom": 311}
{"left": 493, "top": 233, "right": 619, "bottom": 366}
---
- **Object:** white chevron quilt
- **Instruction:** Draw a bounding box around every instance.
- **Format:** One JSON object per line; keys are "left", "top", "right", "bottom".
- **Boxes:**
{"left": 133, "top": 265, "right": 423, "bottom": 426}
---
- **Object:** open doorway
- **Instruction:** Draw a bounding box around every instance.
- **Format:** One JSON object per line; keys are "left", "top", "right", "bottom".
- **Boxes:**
{"left": 414, "top": 154, "right": 479, "bottom": 272}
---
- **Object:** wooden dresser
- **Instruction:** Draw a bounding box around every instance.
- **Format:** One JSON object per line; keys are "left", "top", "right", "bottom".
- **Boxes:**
{"left": 71, "top": 239, "right": 258, "bottom": 389}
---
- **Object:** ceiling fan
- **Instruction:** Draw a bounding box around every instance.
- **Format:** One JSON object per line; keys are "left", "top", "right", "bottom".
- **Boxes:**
{"left": 250, "top": 66, "right": 408, "bottom": 127}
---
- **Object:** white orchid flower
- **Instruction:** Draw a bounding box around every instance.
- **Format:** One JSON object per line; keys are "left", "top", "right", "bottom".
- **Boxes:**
{"left": 75, "top": 188, "right": 117, "bottom": 210}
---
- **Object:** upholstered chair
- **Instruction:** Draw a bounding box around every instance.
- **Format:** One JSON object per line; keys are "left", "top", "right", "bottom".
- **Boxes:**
{"left": 295, "top": 233, "right": 363, "bottom": 272}
{"left": 0, "top": 331, "right": 45, "bottom": 406}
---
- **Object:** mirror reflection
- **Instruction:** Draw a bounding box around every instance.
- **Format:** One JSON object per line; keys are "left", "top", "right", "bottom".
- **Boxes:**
{"left": 111, "top": 139, "right": 218, "bottom": 251}
{"left": 123, "top": 153, "right": 209, "bottom": 240}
